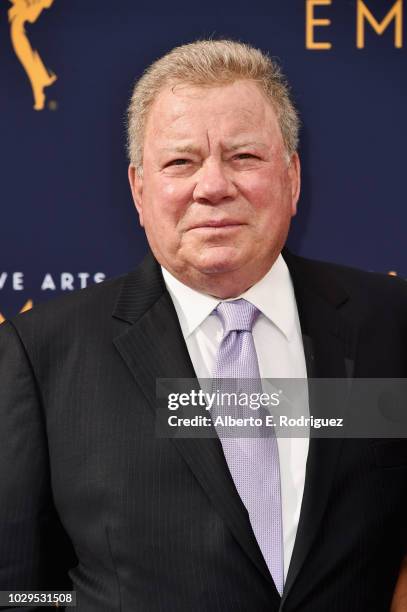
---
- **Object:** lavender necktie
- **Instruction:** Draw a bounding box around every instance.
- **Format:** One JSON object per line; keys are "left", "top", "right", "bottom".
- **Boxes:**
{"left": 212, "top": 299, "right": 284, "bottom": 595}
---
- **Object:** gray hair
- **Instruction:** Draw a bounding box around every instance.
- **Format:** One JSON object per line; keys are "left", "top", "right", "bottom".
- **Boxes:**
{"left": 127, "top": 39, "right": 300, "bottom": 174}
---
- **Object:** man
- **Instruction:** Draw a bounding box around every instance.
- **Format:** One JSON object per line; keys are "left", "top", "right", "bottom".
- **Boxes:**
{"left": 0, "top": 39, "right": 406, "bottom": 611}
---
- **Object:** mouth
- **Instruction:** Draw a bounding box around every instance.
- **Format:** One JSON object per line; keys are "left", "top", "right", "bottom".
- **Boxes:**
{"left": 189, "top": 220, "right": 245, "bottom": 230}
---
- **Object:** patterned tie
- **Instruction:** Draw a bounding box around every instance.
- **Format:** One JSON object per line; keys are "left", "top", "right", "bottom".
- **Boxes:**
{"left": 212, "top": 299, "right": 284, "bottom": 595}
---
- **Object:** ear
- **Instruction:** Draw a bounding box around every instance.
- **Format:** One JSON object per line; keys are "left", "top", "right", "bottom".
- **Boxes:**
{"left": 128, "top": 164, "right": 144, "bottom": 227}
{"left": 288, "top": 152, "right": 301, "bottom": 217}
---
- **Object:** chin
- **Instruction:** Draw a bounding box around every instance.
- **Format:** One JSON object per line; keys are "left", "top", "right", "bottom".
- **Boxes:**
{"left": 192, "top": 248, "right": 243, "bottom": 275}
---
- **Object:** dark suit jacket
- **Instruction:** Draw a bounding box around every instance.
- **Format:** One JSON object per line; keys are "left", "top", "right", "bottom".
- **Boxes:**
{"left": 1, "top": 250, "right": 407, "bottom": 611}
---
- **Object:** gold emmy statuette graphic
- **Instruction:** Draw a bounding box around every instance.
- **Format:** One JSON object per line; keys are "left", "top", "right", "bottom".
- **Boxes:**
{"left": 0, "top": 299, "right": 33, "bottom": 323}
{"left": 8, "top": 0, "right": 57, "bottom": 110}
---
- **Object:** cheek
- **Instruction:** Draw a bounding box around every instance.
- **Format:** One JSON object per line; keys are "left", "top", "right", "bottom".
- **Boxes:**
{"left": 163, "top": 179, "right": 193, "bottom": 219}
{"left": 144, "top": 178, "right": 192, "bottom": 227}
{"left": 239, "top": 168, "right": 291, "bottom": 212}
{"left": 162, "top": 181, "right": 177, "bottom": 198}
{"left": 161, "top": 177, "right": 194, "bottom": 202}
{"left": 239, "top": 175, "right": 279, "bottom": 210}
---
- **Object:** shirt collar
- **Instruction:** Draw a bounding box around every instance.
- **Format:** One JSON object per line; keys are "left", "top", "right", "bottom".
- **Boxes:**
{"left": 161, "top": 254, "right": 297, "bottom": 340}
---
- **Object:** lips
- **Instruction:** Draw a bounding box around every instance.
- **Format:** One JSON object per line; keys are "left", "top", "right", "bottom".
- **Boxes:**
{"left": 189, "top": 220, "right": 244, "bottom": 229}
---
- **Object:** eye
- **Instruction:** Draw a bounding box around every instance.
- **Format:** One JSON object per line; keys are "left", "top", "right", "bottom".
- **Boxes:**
{"left": 234, "top": 153, "right": 258, "bottom": 160}
{"left": 166, "top": 158, "right": 190, "bottom": 167}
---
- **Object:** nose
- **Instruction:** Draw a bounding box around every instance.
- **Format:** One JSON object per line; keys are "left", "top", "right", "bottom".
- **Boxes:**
{"left": 193, "top": 159, "right": 237, "bottom": 204}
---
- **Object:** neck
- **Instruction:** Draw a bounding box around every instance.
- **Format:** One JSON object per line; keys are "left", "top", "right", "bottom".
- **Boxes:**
{"left": 165, "top": 259, "right": 278, "bottom": 299}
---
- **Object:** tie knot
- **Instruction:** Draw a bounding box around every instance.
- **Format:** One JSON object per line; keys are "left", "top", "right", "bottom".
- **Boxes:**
{"left": 215, "top": 299, "right": 260, "bottom": 333}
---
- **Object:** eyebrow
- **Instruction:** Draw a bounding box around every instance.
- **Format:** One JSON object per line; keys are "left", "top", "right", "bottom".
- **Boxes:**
{"left": 225, "top": 141, "right": 268, "bottom": 151}
{"left": 161, "top": 141, "right": 268, "bottom": 154}
{"left": 161, "top": 144, "right": 200, "bottom": 154}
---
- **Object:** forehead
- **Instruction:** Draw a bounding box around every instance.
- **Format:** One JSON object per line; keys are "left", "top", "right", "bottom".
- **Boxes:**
{"left": 144, "top": 80, "right": 280, "bottom": 142}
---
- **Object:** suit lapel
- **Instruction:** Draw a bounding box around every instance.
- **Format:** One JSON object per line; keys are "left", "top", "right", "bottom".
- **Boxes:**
{"left": 112, "top": 253, "right": 279, "bottom": 596}
{"left": 280, "top": 252, "right": 359, "bottom": 606}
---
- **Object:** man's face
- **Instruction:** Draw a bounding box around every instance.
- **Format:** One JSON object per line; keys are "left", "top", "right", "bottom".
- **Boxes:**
{"left": 128, "top": 79, "right": 300, "bottom": 298}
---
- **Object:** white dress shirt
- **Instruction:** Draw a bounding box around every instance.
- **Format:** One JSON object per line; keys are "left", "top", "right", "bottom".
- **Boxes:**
{"left": 162, "top": 254, "right": 309, "bottom": 579}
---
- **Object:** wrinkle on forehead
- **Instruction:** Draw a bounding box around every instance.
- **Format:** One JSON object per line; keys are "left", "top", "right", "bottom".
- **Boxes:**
{"left": 144, "top": 80, "right": 283, "bottom": 155}
{"left": 164, "top": 105, "right": 264, "bottom": 136}
{"left": 149, "top": 81, "right": 268, "bottom": 124}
